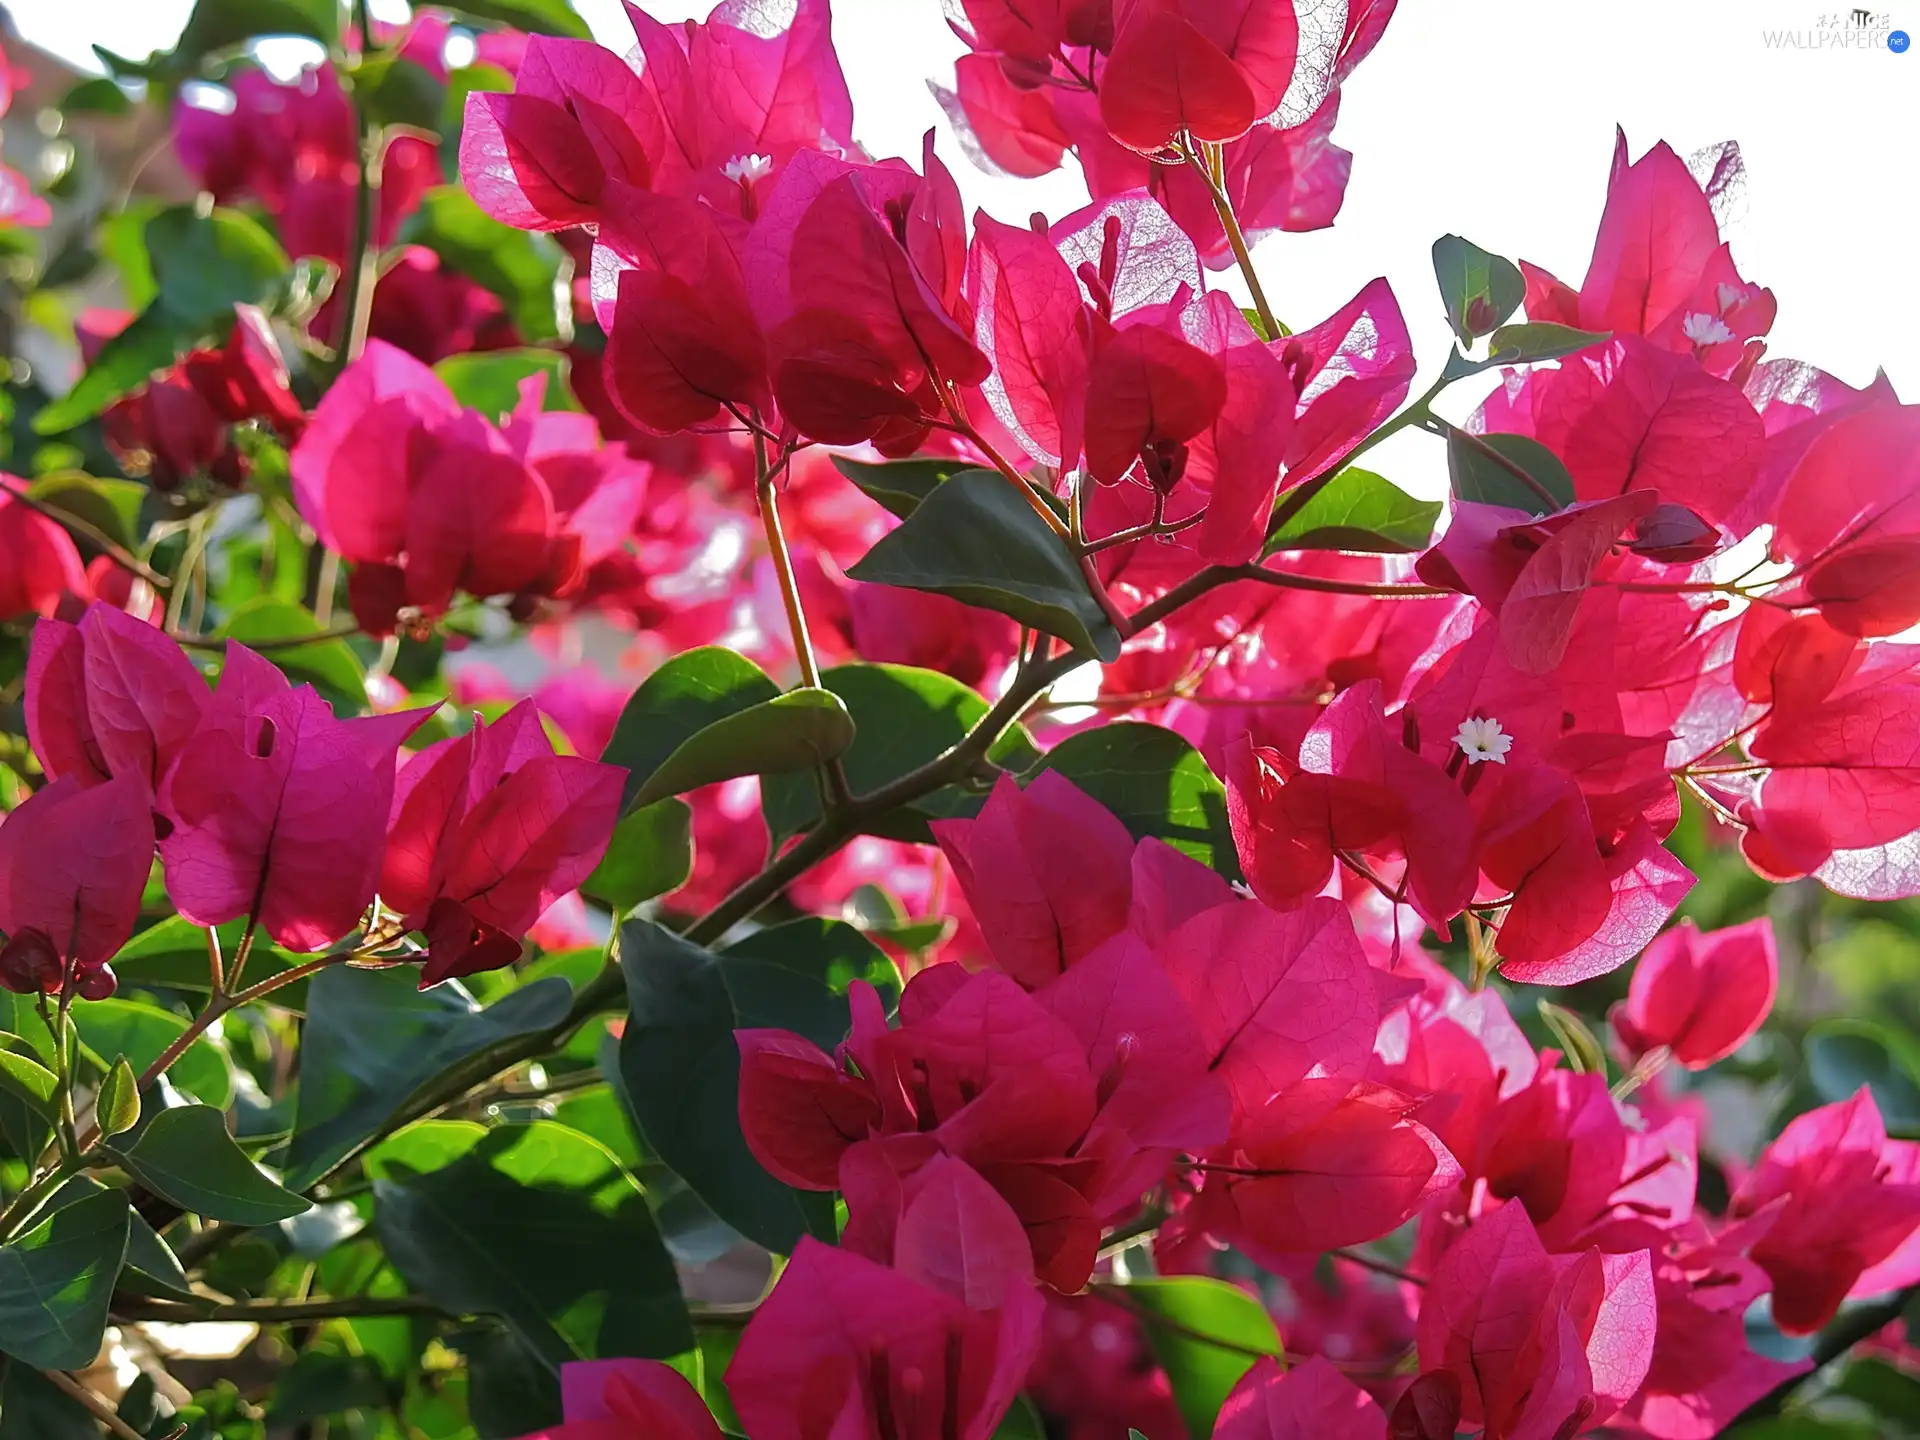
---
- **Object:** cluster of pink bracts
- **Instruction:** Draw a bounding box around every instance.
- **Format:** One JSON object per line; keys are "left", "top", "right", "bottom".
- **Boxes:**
{"left": 4, "top": 0, "right": 1920, "bottom": 1437}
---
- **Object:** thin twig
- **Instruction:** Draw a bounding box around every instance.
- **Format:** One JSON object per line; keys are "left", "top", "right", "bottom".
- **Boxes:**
{"left": 1177, "top": 137, "right": 1278, "bottom": 341}
{"left": 1330, "top": 1247, "right": 1427, "bottom": 1286}
{"left": 39, "top": 1370, "right": 151, "bottom": 1440}
{"left": 1728, "top": 1283, "right": 1920, "bottom": 1428}
{"left": 167, "top": 624, "right": 363, "bottom": 653}
{"left": 0, "top": 476, "right": 170, "bottom": 589}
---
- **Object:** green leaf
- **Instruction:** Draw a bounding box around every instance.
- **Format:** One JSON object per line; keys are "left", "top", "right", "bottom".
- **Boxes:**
{"left": 268, "top": 1345, "right": 394, "bottom": 1426}
{"left": 829, "top": 455, "right": 977, "bottom": 520}
{"left": 1263, "top": 467, "right": 1442, "bottom": 555}
{"left": 617, "top": 918, "right": 840, "bottom": 1253}
{"left": 0, "top": 1048, "right": 58, "bottom": 1119}
{"left": 70, "top": 996, "right": 231, "bottom": 1108}
{"left": 284, "top": 966, "right": 574, "bottom": 1191}
{"left": 97, "top": 1055, "right": 140, "bottom": 1138}
{"left": 600, "top": 647, "right": 778, "bottom": 812}
{"left": 451, "top": 1326, "right": 563, "bottom": 1435}
{"left": 32, "top": 308, "right": 180, "bottom": 434}
{"left": 171, "top": 0, "right": 340, "bottom": 65}
{"left": 34, "top": 207, "right": 291, "bottom": 434}
{"left": 0, "top": 998, "right": 54, "bottom": 1160}
{"left": 60, "top": 76, "right": 132, "bottom": 117}
{"left": 760, "top": 663, "right": 1020, "bottom": 846}
{"left": 111, "top": 916, "right": 316, "bottom": 1013}
{"left": 1029, "top": 722, "right": 1240, "bottom": 879}
{"left": 437, "top": 0, "right": 591, "bottom": 38}
{"left": 353, "top": 52, "right": 447, "bottom": 135}
{"left": 47, "top": 1176, "right": 192, "bottom": 1298}
{"left": 583, "top": 799, "right": 694, "bottom": 910}
{"left": 405, "top": 187, "right": 569, "bottom": 344}
{"left": 722, "top": 917, "right": 898, "bottom": 1004}
{"left": 633, "top": 688, "right": 854, "bottom": 812}
{"left": 26, "top": 473, "right": 147, "bottom": 553}
{"left": 434, "top": 348, "right": 580, "bottom": 419}
{"left": 1806, "top": 1019, "right": 1920, "bottom": 1131}
{"left": 0, "top": 1360, "right": 102, "bottom": 1438}
{"left": 112, "top": 1105, "right": 310, "bottom": 1225}
{"left": 1119, "top": 1277, "right": 1282, "bottom": 1439}
{"left": 144, "top": 206, "right": 292, "bottom": 328}
{"left": 218, "top": 597, "right": 366, "bottom": 707}
{"left": 0, "top": 1189, "right": 131, "bottom": 1369}
{"left": 993, "top": 1396, "right": 1046, "bottom": 1438}
{"left": 1432, "top": 234, "right": 1525, "bottom": 344}
{"left": 1486, "top": 322, "right": 1611, "bottom": 365}
{"left": 373, "top": 1121, "right": 691, "bottom": 1366}
{"left": 1445, "top": 429, "right": 1575, "bottom": 516}
{"left": 847, "top": 469, "right": 1121, "bottom": 661}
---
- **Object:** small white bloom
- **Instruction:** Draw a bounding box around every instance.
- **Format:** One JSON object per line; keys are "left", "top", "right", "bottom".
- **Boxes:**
{"left": 1454, "top": 715, "right": 1513, "bottom": 765}
{"left": 1681, "top": 311, "right": 1735, "bottom": 347}
{"left": 722, "top": 153, "right": 774, "bottom": 185}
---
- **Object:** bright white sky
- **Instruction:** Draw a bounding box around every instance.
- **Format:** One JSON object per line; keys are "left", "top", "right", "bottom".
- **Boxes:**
{"left": 9, "top": 0, "right": 1916, "bottom": 493}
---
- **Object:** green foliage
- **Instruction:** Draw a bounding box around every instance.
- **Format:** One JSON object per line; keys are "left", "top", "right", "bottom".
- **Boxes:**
{"left": 848, "top": 468, "right": 1123, "bottom": 660}
{"left": 112, "top": 1105, "right": 310, "bottom": 1224}
{"left": 617, "top": 918, "right": 840, "bottom": 1253}
{"left": 406, "top": 187, "right": 571, "bottom": 344}
{"left": 1486, "top": 321, "right": 1611, "bottom": 364}
{"left": 373, "top": 1120, "right": 691, "bottom": 1365}
{"left": 1031, "top": 722, "right": 1242, "bottom": 879}
{"left": 1263, "top": 466, "right": 1442, "bottom": 554}
{"left": 830, "top": 455, "right": 979, "bottom": 519}
{"left": 1119, "top": 1277, "right": 1283, "bottom": 1438}
{"left": 434, "top": 347, "right": 581, "bottom": 418}
{"left": 284, "top": 966, "right": 574, "bottom": 1190}
{"left": 0, "top": 1190, "right": 130, "bottom": 1369}
{"left": 1432, "top": 233, "right": 1525, "bottom": 343}
{"left": 1446, "top": 428, "right": 1576, "bottom": 514}
{"left": 584, "top": 799, "right": 695, "bottom": 910}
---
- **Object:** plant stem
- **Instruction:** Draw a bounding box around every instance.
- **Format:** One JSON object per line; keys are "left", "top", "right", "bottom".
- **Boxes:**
{"left": 1264, "top": 371, "right": 1449, "bottom": 542}
{"left": 942, "top": 391, "right": 1072, "bottom": 540}
{"left": 330, "top": 0, "right": 382, "bottom": 378}
{"left": 1179, "top": 138, "right": 1278, "bottom": 341}
{"left": 1726, "top": 1283, "right": 1920, "bottom": 1428}
{"left": 1330, "top": 1247, "right": 1426, "bottom": 1286}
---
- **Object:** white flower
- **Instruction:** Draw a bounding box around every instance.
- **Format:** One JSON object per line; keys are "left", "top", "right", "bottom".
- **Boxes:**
{"left": 721, "top": 153, "right": 774, "bottom": 185}
{"left": 1454, "top": 716, "right": 1513, "bottom": 765}
{"left": 1681, "top": 311, "right": 1735, "bottom": 347}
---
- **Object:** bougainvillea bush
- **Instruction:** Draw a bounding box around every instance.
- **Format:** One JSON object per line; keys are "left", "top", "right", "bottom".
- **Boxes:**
{"left": 3, "top": 0, "right": 1920, "bottom": 1435}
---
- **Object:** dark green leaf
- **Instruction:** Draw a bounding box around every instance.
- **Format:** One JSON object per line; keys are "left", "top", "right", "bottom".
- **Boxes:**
{"left": 0, "top": 1360, "right": 102, "bottom": 1439}
{"left": 218, "top": 597, "right": 365, "bottom": 706}
{"left": 760, "top": 663, "right": 1019, "bottom": 846}
{"left": 374, "top": 1121, "right": 690, "bottom": 1366}
{"left": 601, "top": 647, "right": 779, "bottom": 812}
{"left": 1432, "top": 234, "right": 1524, "bottom": 343}
{"left": 35, "top": 208, "right": 291, "bottom": 434}
{"left": 268, "top": 1346, "right": 393, "bottom": 1425}
{"left": 97, "top": 1055, "right": 140, "bottom": 1138}
{"left": 0, "top": 998, "right": 54, "bottom": 1161}
{"left": 631, "top": 688, "right": 854, "bottom": 812}
{"left": 847, "top": 469, "right": 1121, "bottom": 661}
{"left": 70, "top": 996, "right": 231, "bottom": 1108}
{"left": 993, "top": 1396, "right": 1046, "bottom": 1438}
{"left": 171, "top": 0, "right": 340, "bottom": 65}
{"left": 452, "top": 1325, "right": 563, "bottom": 1437}
{"left": 1263, "top": 467, "right": 1442, "bottom": 555}
{"left": 0, "top": 1048, "right": 57, "bottom": 1119}
{"left": 45, "top": 1176, "right": 194, "bottom": 1299}
{"left": 437, "top": 0, "right": 591, "bottom": 38}
{"left": 829, "top": 456, "right": 978, "bottom": 520}
{"left": 143, "top": 206, "right": 292, "bottom": 328}
{"left": 1029, "top": 722, "right": 1240, "bottom": 879}
{"left": 284, "top": 966, "right": 573, "bottom": 1191}
{"left": 1806, "top": 1019, "right": 1920, "bottom": 1131}
{"left": 113, "top": 1105, "right": 310, "bottom": 1225}
{"left": 583, "top": 799, "right": 694, "bottom": 910}
{"left": 434, "top": 348, "right": 580, "bottom": 418}
{"left": 405, "top": 187, "right": 569, "bottom": 344}
{"left": 0, "top": 1189, "right": 131, "bottom": 1369}
{"left": 1486, "top": 322, "right": 1611, "bottom": 364}
{"left": 112, "top": 916, "right": 314, "bottom": 1012}
{"left": 32, "top": 308, "right": 180, "bottom": 434}
{"left": 722, "top": 917, "right": 898, "bottom": 1005}
{"left": 1119, "top": 1277, "right": 1282, "bottom": 1440}
{"left": 617, "top": 918, "right": 839, "bottom": 1253}
{"left": 1445, "top": 429, "right": 1575, "bottom": 516}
